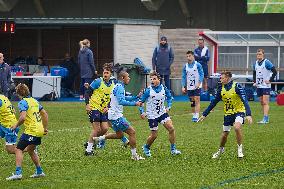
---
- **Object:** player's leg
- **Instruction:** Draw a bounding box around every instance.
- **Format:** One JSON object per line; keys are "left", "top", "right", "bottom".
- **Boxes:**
{"left": 27, "top": 143, "right": 45, "bottom": 178}
{"left": 193, "top": 94, "right": 201, "bottom": 121}
{"left": 212, "top": 115, "right": 232, "bottom": 159}
{"left": 2, "top": 126, "right": 19, "bottom": 154}
{"left": 234, "top": 114, "right": 245, "bottom": 158}
{"left": 85, "top": 121, "right": 101, "bottom": 155}
{"left": 142, "top": 118, "right": 158, "bottom": 157}
{"left": 163, "top": 117, "right": 181, "bottom": 155}
{"left": 262, "top": 93, "right": 270, "bottom": 123}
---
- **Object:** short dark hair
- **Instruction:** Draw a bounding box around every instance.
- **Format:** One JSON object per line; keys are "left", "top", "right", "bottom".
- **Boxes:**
{"left": 103, "top": 63, "right": 113, "bottom": 72}
{"left": 186, "top": 50, "right": 194, "bottom": 55}
{"left": 150, "top": 71, "right": 161, "bottom": 80}
{"left": 221, "top": 71, "right": 232, "bottom": 78}
{"left": 118, "top": 71, "right": 128, "bottom": 80}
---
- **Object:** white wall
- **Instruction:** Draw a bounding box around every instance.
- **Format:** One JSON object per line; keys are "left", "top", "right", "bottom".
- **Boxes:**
{"left": 114, "top": 24, "right": 159, "bottom": 68}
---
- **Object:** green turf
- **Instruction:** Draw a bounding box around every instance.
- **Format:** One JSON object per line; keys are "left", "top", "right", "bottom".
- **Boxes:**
{"left": 1, "top": 101, "right": 284, "bottom": 188}
{"left": 247, "top": 0, "right": 284, "bottom": 13}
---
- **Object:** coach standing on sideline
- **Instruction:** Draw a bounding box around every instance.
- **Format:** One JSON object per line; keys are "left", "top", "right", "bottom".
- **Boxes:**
{"left": 194, "top": 37, "right": 210, "bottom": 92}
{"left": 78, "top": 39, "right": 97, "bottom": 100}
{"left": 152, "top": 36, "right": 174, "bottom": 90}
{"left": 0, "top": 52, "right": 12, "bottom": 97}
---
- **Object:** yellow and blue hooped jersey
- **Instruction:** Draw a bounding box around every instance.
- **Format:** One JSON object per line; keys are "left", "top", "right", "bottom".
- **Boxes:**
{"left": 221, "top": 82, "right": 245, "bottom": 116}
{"left": 19, "top": 97, "right": 44, "bottom": 137}
{"left": 0, "top": 95, "right": 17, "bottom": 128}
{"left": 89, "top": 77, "right": 115, "bottom": 112}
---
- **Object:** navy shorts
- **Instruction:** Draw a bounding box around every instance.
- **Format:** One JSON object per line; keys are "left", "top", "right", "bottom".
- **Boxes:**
{"left": 148, "top": 113, "right": 171, "bottom": 131}
{"left": 223, "top": 112, "right": 245, "bottom": 127}
{"left": 201, "top": 63, "right": 209, "bottom": 78}
{"left": 89, "top": 110, "right": 108, "bottom": 123}
{"left": 257, "top": 88, "right": 270, "bottom": 97}
{"left": 17, "top": 133, "right": 42, "bottom": 151}
{"left": 187, "top": 88, "right": 201, "bottom": 97}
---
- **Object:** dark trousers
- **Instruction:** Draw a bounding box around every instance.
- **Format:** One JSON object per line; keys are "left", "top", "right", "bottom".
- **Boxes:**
{"left": 160, "top": 75, "right": 171, "bottom": 90}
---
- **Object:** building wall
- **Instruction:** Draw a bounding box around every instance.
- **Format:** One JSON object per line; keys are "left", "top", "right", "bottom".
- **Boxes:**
{"left": 114, "top": 24, "right": 159, "bottom": 68}
{"left": 1, "top": 0, "right": 284, "bottom": 30}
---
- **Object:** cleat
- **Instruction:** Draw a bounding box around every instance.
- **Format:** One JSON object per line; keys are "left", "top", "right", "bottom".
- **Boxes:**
{"left": 6, "top": 173, "right": 22, "bottom": 181}
{"left": 84, "top": 142, "right": 88, "bottom": 149}
{"left": 84, "top": 151, "right": 94, "bottom": 156}
{"left": 212, "top": 149, "right": 224, "bottom": 159}
{"left": 171, "top": 149, "right": 181, "bottom": 155}
{"left": 142, "top": 145, "right": 151, "bottom": 157}
{"left": 238, "top": 149, "right": 244, "bottom": 158}
{"left": 257, "top": 120, "right": 269, "bottom": 124}
{"left": 30, "top": 172, "right": 45, "bottom": 178}
{"left": 131, "top": 154, "right": 145, "bottom": 161}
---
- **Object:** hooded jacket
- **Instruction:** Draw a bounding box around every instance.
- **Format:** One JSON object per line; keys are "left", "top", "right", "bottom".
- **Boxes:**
{"left": 78, "top": 47, "right": 96, "bottom": 78}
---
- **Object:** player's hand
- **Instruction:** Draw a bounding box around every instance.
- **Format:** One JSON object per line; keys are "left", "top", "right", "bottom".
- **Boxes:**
{"left": 140, "top": 113, "right": 147, "bottom": 119}
{"left": 245, "top": 116, "right": 253, "bottom": 124}
{"left": 197, "top": 116, "right": 206, "bottom": 122}
{"left": 264, "top": 80, "right": 270, "bottom": 84}
{"left": 182, "top": 87, "right": 186, "bottom": 94}
{"left": 84, "top": 83, "right": 90, "bottom": 89}
{"left": 253, "top": 83, "right": 257, "bottom": 87}
{"left": 196, "top": 82, "right": 201, "bottom": 89}
{"left": 10, "top": 124, "right": 18, "bottom": 130}
{"left": 103, "top": 107, "right": 108, "bottom": 113}
{"left": 86, "top": 104, "right": 91, "bottom": 114}
{"left": 136, "top": 101, "right": 143, "bottom": 106}
{"left": 44, "top": 129, "right": 48, "bottom": 135}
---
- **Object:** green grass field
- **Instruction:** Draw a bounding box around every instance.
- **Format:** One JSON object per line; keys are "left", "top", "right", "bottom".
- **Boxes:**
{"left": 247, "top": 0, "right": 284, "bottom": 13}
{"left": 0, "top": 101, "right": 284, "bottom": 188}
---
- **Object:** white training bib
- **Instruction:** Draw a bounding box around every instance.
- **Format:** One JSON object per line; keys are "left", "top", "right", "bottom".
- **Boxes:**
{"left": 146, "top": 85, "right": 166, "bottom": 119}
{"left": 255, "top": 59, "right": 271, "bottom": 88}
{"left": 108, "top": 83, "right": 124, "bottom": 120}
{"left": 186, "top": 61, "right": 200, "bottom": 90}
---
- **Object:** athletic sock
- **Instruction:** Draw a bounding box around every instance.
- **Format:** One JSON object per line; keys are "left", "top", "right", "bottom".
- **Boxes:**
{"left": 15, "top": 166, "right": 22, "bottom": 175}
{"left": 131, "top": 148, "right": 137, "bottom": 156}
{"left": 36, "top": 166, "right": 43, "bottom": 174}
{"left": 86, "top": 142, "right": 93, "bottom": 152}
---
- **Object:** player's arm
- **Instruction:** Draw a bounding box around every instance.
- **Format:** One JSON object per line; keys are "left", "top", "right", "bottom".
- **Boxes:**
{"left": 138, "top": 88, "right": 150, "bottom": 118}
{"left": 197, "top": 63, "right": 204, "bottom": 87}
{"left": 265, "top": 60, "right": 277, "bottom": 82}
{"left": 116, "top": 85, "right": 137, "bottom": 106}
{"left": 181, "top": 65, "right": 187, "bottom": 93}
{"left": 39, "top": 105, "right": 48, "bottom": 134}
{"left": 11, "top": 100, "right": 28, "bottom": 130}
{"left": 235, "top": 84, "right": 252, "bottom": 117}
{"left": 202, "top": 48, "right": 210, "bottom": 61}
{"left": 201, "top": 84, "right": 222, "bottom": 117}
{"left": 165, "top": 86, "right": 173, "bottom": 111}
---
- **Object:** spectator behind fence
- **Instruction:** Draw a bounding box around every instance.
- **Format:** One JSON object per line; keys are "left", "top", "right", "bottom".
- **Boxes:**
{"left": 37, "top": 57, "right": 49, "bottom": 75}
{"left": 0, "top": 52, "right": 12, "bottom": 97}
{"left": 59, "top": 53, "right": 79, "bottom": 92}
{"left": 194, "top": 37, "right": 210, "bottom": 92}
{"left": 78, "top": 39, "right": 97, "bottom": 100}
{"left": 152, "top": 36, "right": 174, "bottom": 90}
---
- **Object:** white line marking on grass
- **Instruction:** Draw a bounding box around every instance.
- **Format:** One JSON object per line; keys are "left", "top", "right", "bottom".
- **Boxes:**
{"left": 49, "top": 127, "right": 89, "bottom": 133}
{"left": 248, "top": 2, "right": 284, "bottom": 4}
{"left": 263, "top": 0, "right": 271, "bottom": 13}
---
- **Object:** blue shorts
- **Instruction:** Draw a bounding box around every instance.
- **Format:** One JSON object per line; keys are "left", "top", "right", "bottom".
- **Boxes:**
{"left": 257, "top": 88, "right": 270, "bottom": 97}
{"left": 201, "top": 63, "right": 209, "bottom": 78}
{"left": 187, "top": 88, "right": 201, "bottom": 97}
{"left": 0, "top": 125, "right": 19, "bottom": 145}
{"left": 89, "top": 110, "right": 108, "bottom": 123}
{"left": 223, "top": 112, "right": 245, "bottom": 127}
{"left": 110, "top": 117, "right": 130, "bottom": 132}
{"left": 16, "top": 133, "right": 42, "bottom": 151}
{"left": 148, "top": 113, "right": 171, "bottom": 131}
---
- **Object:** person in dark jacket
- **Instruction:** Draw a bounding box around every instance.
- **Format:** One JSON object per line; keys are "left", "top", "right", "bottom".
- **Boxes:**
{"left": 78, "top": 39, "right": 97, "bottom": 100}
{"left": 152, "top": 36, "right": 174, "bottom": 90}
{"left": 60, "top": 53, "right": 79, "bottom": 92}
{"left": 0, "top": 53, "right": 12, "bottom": 97}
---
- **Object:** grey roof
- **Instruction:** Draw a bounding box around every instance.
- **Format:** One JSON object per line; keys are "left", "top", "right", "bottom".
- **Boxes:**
{"left": 1, "top": 17, "right": 162, "bottom": 26}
